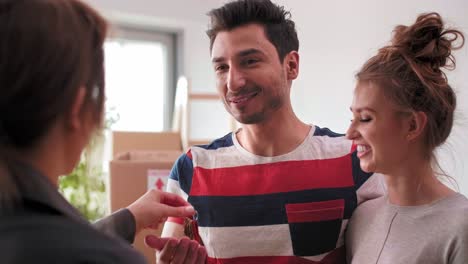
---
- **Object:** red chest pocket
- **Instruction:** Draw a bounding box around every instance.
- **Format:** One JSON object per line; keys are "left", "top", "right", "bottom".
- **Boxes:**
{"left": 286, "top": 199, "right": 345, "bottom": 256}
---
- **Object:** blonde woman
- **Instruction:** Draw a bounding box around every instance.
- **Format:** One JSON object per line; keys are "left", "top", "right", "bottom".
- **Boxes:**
{"left": 346, "top": 12, "right": 467, "bottom": 263}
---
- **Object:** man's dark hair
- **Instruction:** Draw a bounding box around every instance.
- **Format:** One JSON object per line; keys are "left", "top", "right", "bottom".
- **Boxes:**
{"left": 207, "top": 0, "right": 299, "bottom": 62}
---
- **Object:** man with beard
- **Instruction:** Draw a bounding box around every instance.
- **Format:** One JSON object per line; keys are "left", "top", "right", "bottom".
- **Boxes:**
{"left": 158, "top": 1, "right": 384, "bottom": 263}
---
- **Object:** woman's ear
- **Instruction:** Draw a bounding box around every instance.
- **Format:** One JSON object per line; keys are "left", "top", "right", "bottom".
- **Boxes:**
{"left": 68, "top": 87, "right": 87, "bottom": 131}
{"left": 406, "top": 111, "right": 427, "bottom": 142}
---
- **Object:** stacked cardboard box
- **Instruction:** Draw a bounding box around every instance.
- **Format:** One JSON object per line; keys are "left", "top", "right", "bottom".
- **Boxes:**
{"left": 109, "top": 131, "right": 183, "bottom": 264}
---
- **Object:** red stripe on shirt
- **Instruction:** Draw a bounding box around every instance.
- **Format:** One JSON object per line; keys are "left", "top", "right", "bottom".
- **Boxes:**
{"left": 286, "top": 199, "right": 345, "bottom": 222}
{"left": 190, "top": 156, "right": 354, "bottom": 196}
{"left": 207, "top": 246, "right": 345, "bottom": 264}
{"left": 207, "top": 256, "right": 318, "bottom": 264}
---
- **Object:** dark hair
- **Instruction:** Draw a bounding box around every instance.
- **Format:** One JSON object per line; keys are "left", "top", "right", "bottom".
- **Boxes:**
{"left": 357, "top": 12, "right": 465, "bottom": 159}
{"left": 206, "top": 0, "right": 299, "bottom": 62}
{"left": 0, "top": 0, "right": 107, "bottom": 204}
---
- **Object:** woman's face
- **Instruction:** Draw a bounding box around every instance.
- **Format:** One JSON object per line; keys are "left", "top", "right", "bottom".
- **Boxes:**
{"left": 346, "top": 81, "right": 411, "bottom": 174}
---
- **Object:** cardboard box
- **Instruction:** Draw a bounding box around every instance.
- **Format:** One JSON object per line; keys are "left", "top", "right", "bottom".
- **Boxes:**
{"left": 112, "top": 131, "right": 183, "bottom": 157}
{"left": 109, "top": 151, "right": 182, "bottom": 264}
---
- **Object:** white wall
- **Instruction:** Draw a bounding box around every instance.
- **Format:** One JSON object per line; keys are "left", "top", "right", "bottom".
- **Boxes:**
{"left": 279, "top": 0, "right": 468, "bottom": 194}
{"left": 87, "top": 0, "right": 468, "bottom": 194}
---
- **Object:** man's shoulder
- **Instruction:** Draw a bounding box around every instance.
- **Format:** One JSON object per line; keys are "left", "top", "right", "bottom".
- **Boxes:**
{"left": 305, "top": 125, "right": 355, "bottom": 160}
{"left": 183, "top": 132, "right": 235, "bottom": 160}
{"left": 310, "top": 125, "right": 351, "bottom": 148}
{"left": 192, "top": 132, "right": 234, "bottom": 151}
{"left": 312, "top": 125, "right": 345, "bottom": 138}
{"left": 171, "top": 132, "right": 235, "bottom": 174}
{"left": 0, "top": 213, "right": 145, "bottom": 263}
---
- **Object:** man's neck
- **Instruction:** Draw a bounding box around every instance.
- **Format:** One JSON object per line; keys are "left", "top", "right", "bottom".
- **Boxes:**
{"left": 236, "top": 113, "right": 310, "bottom": 157}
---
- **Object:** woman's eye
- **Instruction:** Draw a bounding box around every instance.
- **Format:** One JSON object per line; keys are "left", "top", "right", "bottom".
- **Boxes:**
{"left": 360, "top": 118, "right": 372, "bottom": 122}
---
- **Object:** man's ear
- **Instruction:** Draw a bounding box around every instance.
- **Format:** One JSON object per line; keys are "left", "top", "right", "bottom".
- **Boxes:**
{"left": 68, "top": 87, "right": 87, "bottom": 131}
{"left": 284, "top": 51, "right": 299, "bottom": 80}
{"left": 406, "top": 111, "right": 427, "bottom": 142}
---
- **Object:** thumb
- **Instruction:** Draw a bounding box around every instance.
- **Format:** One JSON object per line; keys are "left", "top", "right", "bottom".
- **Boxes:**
{"left": 160, "top": 204, "right": 195, "bottom": 218}
{"left": 144, "top": 235, "right": 170, "bottom": 251}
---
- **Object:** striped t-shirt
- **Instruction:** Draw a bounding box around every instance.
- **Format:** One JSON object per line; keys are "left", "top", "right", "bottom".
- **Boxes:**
{"left": 166, "top": 125, "right": 384, "bottom": 264}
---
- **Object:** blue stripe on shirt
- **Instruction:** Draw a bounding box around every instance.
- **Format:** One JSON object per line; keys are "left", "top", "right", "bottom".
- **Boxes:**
{"left": 188, "top": 187, "right": 357, "bottom": 227}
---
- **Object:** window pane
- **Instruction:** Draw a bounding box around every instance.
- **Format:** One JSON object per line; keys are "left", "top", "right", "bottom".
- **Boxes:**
{"left": 104, "top": 40, "right": 166, "bottom": 132}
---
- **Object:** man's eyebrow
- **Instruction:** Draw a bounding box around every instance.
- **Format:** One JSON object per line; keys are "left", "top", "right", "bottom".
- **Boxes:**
{"left": 212, "top": 48, "right": 263, "bottom": 63}
{"left": 212, "top": 56, "right": 225, "bottom": 63}
{"left": 238, "top": 48, "right": 262, "bottom": 57}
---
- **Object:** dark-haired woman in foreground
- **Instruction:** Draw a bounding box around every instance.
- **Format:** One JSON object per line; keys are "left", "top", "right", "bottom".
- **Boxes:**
{"left": 0, "top": 0, "right": 205, "bottom": 263}
{"left": 346, "top": 13, "right": 467, "bottom": 263}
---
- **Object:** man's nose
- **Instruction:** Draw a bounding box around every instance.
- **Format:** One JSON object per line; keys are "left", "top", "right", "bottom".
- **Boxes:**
{"left": 227, "top": 66, "right": 246, "bottom": 93}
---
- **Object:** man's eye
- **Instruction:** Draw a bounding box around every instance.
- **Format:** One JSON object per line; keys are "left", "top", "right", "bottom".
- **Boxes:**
{"left": 215, "top": 65, "right": 228, "bottom": 72}
{"left": 243, "top": 58, "right": 259, "bottom": 66}
{"left": 360, "top": 118, "right": 372, "bottom": 122}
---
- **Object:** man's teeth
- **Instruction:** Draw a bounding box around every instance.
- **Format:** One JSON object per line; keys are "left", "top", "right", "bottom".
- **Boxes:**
{"left": 357, "top": 145, "right": 369, "bottom": 152}
{"left": 234, "top": 97, "right": 248, "bottom": 103}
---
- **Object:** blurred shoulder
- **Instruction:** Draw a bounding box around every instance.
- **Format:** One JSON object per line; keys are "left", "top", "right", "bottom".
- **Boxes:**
{"left": 0, "top": 214, "right": 145, "bottom": 263}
